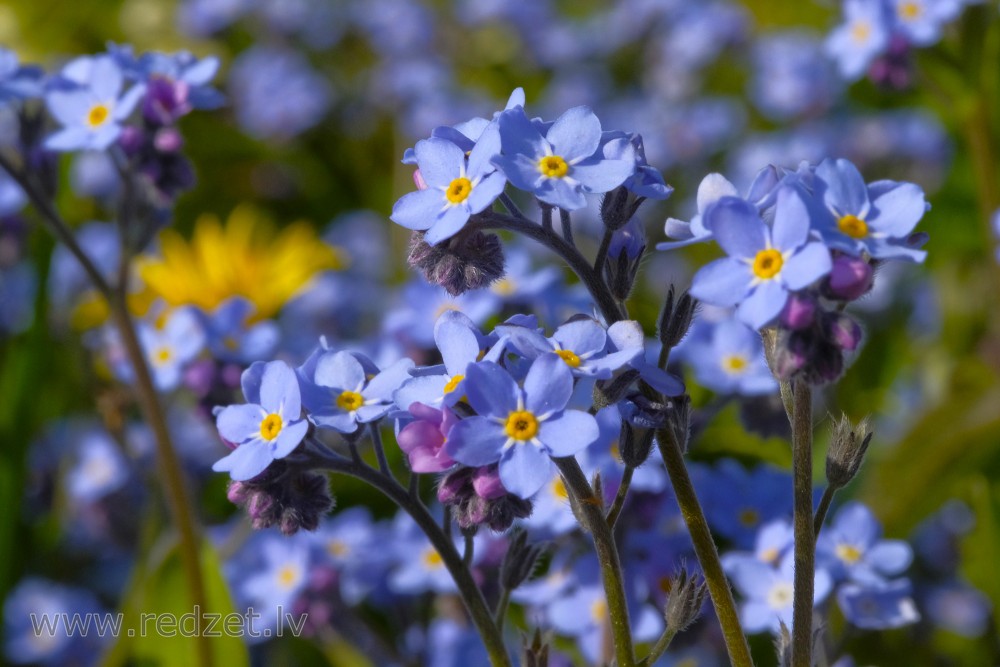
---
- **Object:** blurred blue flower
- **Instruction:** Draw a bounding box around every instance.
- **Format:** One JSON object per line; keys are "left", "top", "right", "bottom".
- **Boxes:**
{"left": 923, "top": 582, "right": 992, "bottom": 637}
{"left": 198, "top": 297, "right": 279, "bottom": 364}
{"left": 44, "top": 56, "right": 143, "bottom": 151}
{"left": 312, "top": 507, "right": 390, "bottom": 605}
{"left": 816, "top": 501, "right": 913, "bottom": 585}
{"left": 236, "top": 530, "right": 313, "bottom": 634}
{"left": 228, "top": 46, "right": 332, "bottom": 141}
{"left": 445, "top": 354, "right": 600, "bottom": 498}
{"left": 0, "top": 261, "right": 36, "bottom": 335}
{"left": 66, "top": 429, "right": 130, "bottom": 503}
{"left": 826, "top": 0, "right": 891, "bottom": 80}
{"left": 730, "top": 553, "right": 832, "bottom": 634}
{"left": 213, "top": 360, "right": 309, "bottom": 480}
{"left": 0, "top": 48, "right": 43, "bottom": 104}
{"left": 836, "top": 578, "right": 920, "bottom": 629}
{"left": 722, "top": 518, "right": 794, "bottom": 573}
{"left": 752, "top": 32, "right": 839, "bottom": 121}
{"left": 695, "top": 460, "right": 791, "bottom": 548}
{"left": 677, "top": 316, "right": 778, "bottom": 396}
{"left": 135, "top": 307, "right": 205, "bottom": 391}
{"left": 689, "top": 187, "right": 832, "bottom": 329}
{"left": 426, "top": 618, "right": 489, "bottom": 667}
{"left": 494, "top": 105, "right": 635, "bottom": 211}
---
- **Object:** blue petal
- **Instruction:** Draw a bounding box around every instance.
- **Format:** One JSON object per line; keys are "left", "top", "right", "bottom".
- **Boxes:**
{"left": 435, "top": 310, "right": 481, "bottom": 375}
{"left": 46, "top": 89, "right": 91, "bottom": 126}
{"left": 869, "top": 182, "right": 926, "bottom": 238}
{"left": 241, "top": 361, "right": 267, "bottom": 404}
{"left": 464, "top": 361, "right": 520, "bottom": 418}
{"left": 736, "top": 280, "right": 788, "bottom": 330}
{"left": 272, "top": 419, "right": 308, "bottom": 458}
{"left": 393, "top": 374, "right": 449, "bottom": 411}
{"left": 817, "top": 158, "right": 870, "bottom": 218}
{"left": 465, "top": 170, "right": 506, "bottom": 215}
{"left": 492, "top": 154, "right": 543, "bottom": 193}
{"left": 702, "top": 197, "right": 767, "bottom": 259}
{"left": 539, "top": 410, "right": 599, "bottom": 456}
{"left": 424, "top": 205, "right": 471, "bottom": 245}
{"left": 445, "top": 417, "right": 507, "bottom": 466}
{"left": 499, "top": 443, "right": 553, "bottom": 498}
{"left": 545, "top": 105, "right": 601, "bottom": 162}
{"left": 44, "top": 127, "right": 90, "bottom": 152}
{"left": 312, "top": 410, "right": 359, "bottom": 433}
{"left": 536, "top": 177, "right": 587, "bottom": 211}
{"left": 390, "top": 188, "right": 443, "bottom": 231}
{"left": 552, "top": 318, "right": 607, "bottom": 356}
{"left": 571, "top": 158, "right": 635, "bottom": 194}
{"left": 689, "top": 257, "right": 752, "bottom": 307}
{"left": 259, "top": 361, "right": 300, "bottom": 417}
{"left": 313, "top": 351, "right": 365, "bottom": 390}
{"left": 781, "top": 242, "right": 832, "bottom": 290}
{"left": 413, "top": 137, "right": 464, "bottom": 189}
{"left": 213, "top": 441, "right": 273, "bottom": 481}
{"left": 524, "top": 354, "right": 574, "bottom": 416}
{"left": 868, "top": 541, "right": 913, "bottom": 576}
{"left": 365, "top": 358, "right": 416, "bottom": 401}
{"left": 217, "top": 404, "right": 266, "bottom": 444}
{"left": 771, "top": 186, "right": 811, "bottom": 252}
{"left": 467, "top": 120, "right": 501, "bottom": 178}
{"left": 497, "top": 107, "right": 546, "bottom": 159}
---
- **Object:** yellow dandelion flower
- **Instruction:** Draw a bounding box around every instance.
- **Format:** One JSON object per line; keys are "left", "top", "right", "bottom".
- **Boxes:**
{"left": 137, "top": 205, "right": 345, "bottom": 320}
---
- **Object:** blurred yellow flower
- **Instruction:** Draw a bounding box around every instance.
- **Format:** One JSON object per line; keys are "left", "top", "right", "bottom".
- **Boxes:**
{"left": 137, "top": 205, "right": 345, "bottom": 320}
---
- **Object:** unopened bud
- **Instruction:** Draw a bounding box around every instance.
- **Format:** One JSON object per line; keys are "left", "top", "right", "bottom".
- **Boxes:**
{"left": 779, "top": 292, "right": 817, "bottom": 330}
{"left": 618, "top": 420, "right": 655, "bottom": 468}
{"left": 408, "top": 229, "right": 506, "bottom": 296}
{"left": 500, "top": 530, "right": 547, "bottom": 591}
{"left": 600, "top": 185, "right": 631, "bottom": 231}
{"left": 658, "top": 285, "right": 697, "bottom": 349}
{"left": 826, "top": 414, "right": 873, "bottom": 489}
{"left": 825, "top": 255, "right": 873, "bottom": 301}
{"left": 663, "top": 565, "right": 708, "bottom": 633}
{"left": 824, "top": 312, "right": 863, "bottom": 351}
{"left": 521, "top": 628, "right": 551, "bottom": 667}
{"left": 592, "top": 369, "right": 640, "bottom": 409}
{"left": 663, "top": 394, "right": 692, "bottom": 453}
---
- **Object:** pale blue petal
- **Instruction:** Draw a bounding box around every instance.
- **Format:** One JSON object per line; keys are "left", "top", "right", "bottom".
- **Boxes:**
{"left": 213, "top": 442, "right": 273, "bottom": 481}
{"left": 539, "top": 410, "right": 599, "bottom": 456}
{"left": 771, "top": 186, "right": 811, "bottom": 251}
{"left": 445, "top": 417, "right": 506, "bottom": 466}
{"left": 499, "top": 444, "right": 553, "bottom": 498}
{"left": 545, "top": 106, "right": 601, "bottom": 162}
{"left": 393, "top": 374, "right": 449, "bottom": 411}
{"left": 259, "top": 361, "right": 300, "bottom": 416}
{"left": 413, "top": 138, "right": 464, "bottom": 188}
{"left": 817, "top": 158, "right": 870, "bottom": 218}
{"left": 702, "top": 197, "right": 767, "bottom": 259}
{"left": 424, "top": 205, "right": 471, "bottom": 245}
{"left": 364, "top": 358, "right": 416, "bottom": 401}
{"left": 390, "top": 188, "right": 443, "bottom": 231}
{"left": 869, "top": 182, "right": 926, "bottom": 237}
{"left": 498, "top": 106, "right": 546, "bottom": 159}
{"left": 571, "top": 158, "right": 635, "bottom": 194}
{"left": 217, "top": 404, "right": 266, "bottom": 444}
{"left": 736, "top": 280, "right": 788, "bottom": 330}
{"left": 313, "top": 351, "right": 365, "bottom": 390}
{"left": 536, "top": 177, "right": 587, "bottom": 211}
{"left": 781, "top": 242, "right": 832, "bottom": 290}
{"left": 524, "top": 354, "right": 574, "bottom": 416}
{"left": 464, "top": 361, "right": 520, "bottom": 417}
{"left": 465, "top": 170, "right": 506, "bottom": 214}
{"left": 435, "top": 310, "right": 481, "bottom": 374}
{"left": 493, "top": 154, "right": 543, "bottom": 192}
{"left": 689, "top": 257, "right": 752, "bottom": 307}
{"left": 271, "top": 419, "right": 308, "bottom": 458}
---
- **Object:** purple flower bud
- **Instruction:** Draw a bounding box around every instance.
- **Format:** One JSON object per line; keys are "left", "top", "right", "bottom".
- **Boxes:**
{"left": 826, "top": 255, "right": 873, "bottom": 301}
{"left": 826, "top": 313, "right": 863, "bottom": 351}
{"left": 608, "top": 217, "right": 646, "bottom": 261}
{"left": 183, "top": 358, "right": 216, "bottom": 396}
{"left": 472, "top": 464, "right": 507, "bottom": 500}
{"left": 226, "top": 480, "right": 250, "bottom": 504}
{"left": 437, "top": 467, "right": 474, "bottom": 505}
{"left": 407, "top": 230, "right": 506, "bottom": 296}
{"left": 142, "top": 77, "right": 192, "bottom": 125}
{"left": 398, "top": 402, "right": 456, "bottom": 473}
{"left": 780, "top": 292, "right": 818, "bottom": 330}
{"left": 153, "top": 127, "right": 184, "bottom": 153}
{"left": 868, "top": 35, "right": 913, "bottom": 90}
{"left": 118, "top": 125, "right": 145, "bottom": 154}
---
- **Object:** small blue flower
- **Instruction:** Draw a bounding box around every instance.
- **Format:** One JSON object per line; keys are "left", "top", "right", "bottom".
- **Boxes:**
{"left": 678, "top": 316, "right": 778, "bottom": 396}
{"left": 730, "top": 553, "right": 832, "bottom": 634}
{"left": 599, "top": 131, "right": 673, "bottom": 200}
{"left": 836, "top": 579, "right": 920, "bottom": 629}
{"left": 137, "top": 307, "right": 205, "bottom": 391}
{"left": 445, "top": 354, "right": 600, "bottom": 498}
{"left": 493, "top": 105, "right": 635, "bottom": 211}
{"left": 813, "top": 158, "right": 928, "bottom": 262}
{"left": 890, "top": 0, "right": 963, "bottom": 46}
{"left": 722, "top": 518, "right": 794, "bottom": 573}
{"left": 695, "top": 460, "right": 791, "bottom": 548}
{"left": 825, "top": 0, "right": 891, "bottom": 80}
{"left": 3, "top": 578, "right": 108, "bottom": 665}
{"left": 689, "top": 186, "right": 832, "bottom": 329}
{"left": 198, "top": 297, "right": 279, "bottom": 364}
{"left": 213, "top": 360, "right": 309, "bottom": 480}
{"left": 236, "top": 531, "right": 313, "bottom": 632}
{"left": 391, "top": 129, "right": 507, "bottom": 245}
{"left": 817, "top": 501, "right": 913, "bottom": 585}
{"left": 312, "top": 507, "right": 390, "bottom": 605}
{"left": 0, "top": 49, "right": 43, "bottom": 104}
{"left": 498, "top": 317, "right": 643, "bottom": 380}
{"left": 299, "top": 350, "right": 414, "bottom": 433}
{"left": 66, "top": 429, "right": 131, "bottom": 503}
{"left": 44, "top": 56, "right": 143, "bottom": 151}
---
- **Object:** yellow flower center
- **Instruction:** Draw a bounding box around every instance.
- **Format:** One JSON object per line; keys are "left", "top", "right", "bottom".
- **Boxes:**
{"left": 555, "top": 349, "right": 581, "bottom": 368}
{"left": 336, "top": 390, "right": 364, "bottom": 412}
{"left": 86, "top": 103, "right": 110, "bottom": 128}
{"left": 837, "top": 214, "right": 869, "bottom": 239}
{"left": 767, "top": 582, "right": 794, "bottom": 609}
{"left": 154, "top": 347, "right": 172, "bottom": 365}
{"left": 752, "top": 249, "right": 784, "bottom": 280}
{"left": 445, "top": 177, "right": 473, "bottom": 204}
{"left": 277, "top": 565, "right": 298, "bottom": 589}
{"left": 851, "top": 21, "right": 871, "bottom": 42}
{"left": 492, "top": 278, "right": 516, "bottom": 296}
{"left": 898, "top": 1, "right": 921, "bottom": 20}
{"left": 721, "top": 354, "right": 748, "bottom": 374}
{"left": 504, "top": 410, "right": 539, "bottom": 442}
{"left": 836, "top": 543, "right": 864, "bottom": 564}
{"left": 760, "top": 547, "right": 780, "bottom": 564}
{"left": 443, "top": 374, "right": 464, "bottom": 394}
{"left": 423, "top": 549, "right": 444, "bottom": 568}
{"left": 551, "top": 476, "right": 569, "bottom": 500}
{"left": 538, "top": 155, "right": 569, "bottom": 178}
{"left": 590, "top": 598, "right": 608, "bottom": 623}
{"left": 259, "top": 413, "right": 283, "bottom": 441}
{"left": 328, "top": 541, "right": 349, "bottom": 557}
{"left": 739, "top": 508, "right": 759, "bottom": 527}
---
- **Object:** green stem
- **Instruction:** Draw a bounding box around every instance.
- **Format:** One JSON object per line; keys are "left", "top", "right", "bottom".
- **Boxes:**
{"left": 310, "top": 443, "right": 512, "bottom": 667}
{"left": 640, "top": 627, "right": 679, "bottom": 667}
{"left": 494, "top": 587, "right": 512, "bottom": 633}
{"left": 813, "top": 485, "right": 836, "bottom": 542}
{"left": 655, "top": 429, "right": 754, "bottom": 667}
{"left": 553, "top": 457, "right": 636, "bottom": 667}
{"left": 1, "top": 153, "right": 211, "bottom": 667}
{"left": 605, "top": 465, "right": 634, "bottom": 529}
{"left": 791, "top": 381, "right": 815, "bottom": 667}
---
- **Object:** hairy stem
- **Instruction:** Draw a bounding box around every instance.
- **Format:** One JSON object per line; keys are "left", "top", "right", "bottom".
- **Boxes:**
{"left": 311, "top": 444, "right": 512, "bottom": 667}
{"left": 605, "top": 465, "right": 634, "bottom": 529}
{"left": 791, "top": 381, "right": 815, "bottom": 667}
{"left": 813, "top": 485, "right": 836, "bottom": 542}
{"left": 640, "top": 627, "right": 679, "bottom": 667}
{"left": 559, "top": 208, "right": 574, "bottom": 247}
{"left": 553, "top": 456, "right": 636, "bottom": 667}
{"left": 655, "top": 428, "right": 754, "bottom": 667}
{"left": 494, "top": 587, "right": 512, "bottom": 634}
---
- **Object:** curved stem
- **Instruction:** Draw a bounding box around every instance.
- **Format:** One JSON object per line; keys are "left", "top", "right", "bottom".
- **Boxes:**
{"left": 791, "top": 381, "right": 815, "bottom": 667}
{"left": 640, "top": 627, "right": 679, "bottom": 667}
{"left": 553, "top": 457, "right": 636, "bottom": 667}
{"left": 594, "top": 227, "right": 614, "bottom": 274}
{"left": 655, "top": 428, "right": 754, "bottom": 667}
{"left": 494, "top": 587, "right": 512, "bottom": 634}
{"left": 369, "top": 422, "right": 392, "bottom": 476}
{"left": 471, "top": 212, "right": 621, "bottom": 324}
{"left": 813, "top": 485, "right": 836, "bottom": 542}
{"left": 4, "top": 153, "right": 211, "bottom": 667}
{"left": 559, "top": 208, "right": 574, "bottom": 247}
{"left": 310, "top": 446, "right": 512, "bottom": 667}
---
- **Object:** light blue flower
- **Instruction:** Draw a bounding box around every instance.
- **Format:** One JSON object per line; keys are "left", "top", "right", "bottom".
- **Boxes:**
{"left": 198, "top": 297, "right": 279, "bottom": 364}
{"left": 677, "top": 316, "right": 778, "bottom": 396}
{"left": 493, "top": 105, "right": 635, "bottom": 211}
{"left": 391, "top": 128, "right": 507, "bottom": 245}
{"left": 497, "top": 317, "right": 643, "bottom": 380}
{"left": 836, "top": 579, "right": 920, "bottom": 629}
{"left": 689, "top": 186, "right": 832, "bottom": 329}
{"left": 213, "top": 360, "right": 310, "bottom": 481}
{"left": 136, "top": 307, "right": 205, "bottom": 391}
{"left": 44, "top": 56, "right": 143, "bottom": 151}
{"left": 445, "top": 354, "right": 600, "bottom": 498}
{"left": 730, "top": 553, "right": 832, "bottom": 634}
{"left": 825, "top": 0, "right": 891, "bottom": 80}
{"left": 817, "top": 501, "right": 913, "bottom": 585}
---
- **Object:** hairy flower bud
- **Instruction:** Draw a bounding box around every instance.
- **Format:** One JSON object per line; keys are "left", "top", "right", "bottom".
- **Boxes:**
{"left": 600, "top": 185, "right": 632, "bottom": 231}
{"left": 824, "top": 255, "right": 874, "bottom": 301}
{"left": 521, "top": 628, "right": 551, "bottom": 667}
{"left": 408, "top": 229, "right": 506, "bottom": 296}
{"left": 824, "top": 312, "right": 863, "bottom": 351}
{"left": 662, "top": 565, "right": 708, "bottom": 633}
{"left": 438, "top": 464, "right": 532, "bottom": 532}
{"left": 226, "top": 463, "right": 334, "bottom": 535}
{"left": 657, "top": 285, "right": 697, "bottom": 349}
{"left": 500, "top": 530, "right": 546, "bottom": 591}
{"left": 779, "top": 292, "right": 817, "bottom": 330}
{"left": 826, "top": 414, "right": 873, "bottom": 489}
{"left": 618, "top": 420, "right": 655, "bottom": 468}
